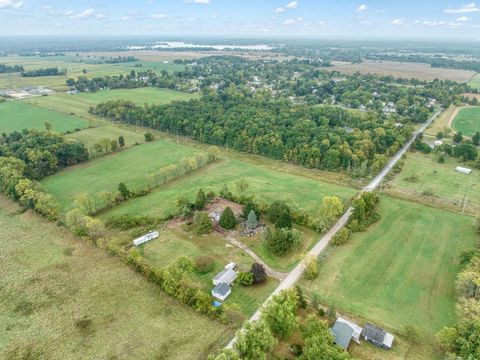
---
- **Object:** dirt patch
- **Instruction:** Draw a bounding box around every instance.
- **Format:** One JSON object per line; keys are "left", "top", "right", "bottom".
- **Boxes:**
{"left": 205, "top": 197, "right": 244, "bottom": 217}
{"left": 166, "top": 217, "right": 186, "bottom": 229}
{"left": 327, "top": 60, "right": 475, "bottom": 82}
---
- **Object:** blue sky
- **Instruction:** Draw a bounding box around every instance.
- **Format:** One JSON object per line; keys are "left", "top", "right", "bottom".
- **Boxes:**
{"left": 1, "top": 0, "right": 480, "bottom": 39}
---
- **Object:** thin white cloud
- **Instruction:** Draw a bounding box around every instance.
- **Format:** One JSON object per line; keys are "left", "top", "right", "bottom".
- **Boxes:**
{"left": 318, "top": 20, "right": 326, "bottom": 27}
{"left": 391, "top": 18, "right": 405, "bottom": 25}
{"left": 0, "top": 0, "right": 23, "bottom": 9}
{"left": 444, "top": 2, "right": 479, "bottom": 13}
{"left": 275, "top": 7, "right": 285, "bottom": 13}
{"left": 456, "top": 16, "right": 472, "bottom": 21}
{"left": 186, "top": 0, "right": 210, "bottom": 4}
{"left": 285, "top": 1, "right": 298, "bottom": 9}
{"left": 150, "top": 13, "right": 167, "bottom": 19}
{"left": 96, "top": 14, "right": 106, "bottom": 20}
{"left": 356, "top": 4, "right": 367, "bottom": 12}
{"left": 422, "top": 20, "right": 463, "bottom": 28}
{"left": 65, "top": 8, "right": 96, "bottom": 19}
{"left": 283, "top": 17, "right": 303, "bottom": 25}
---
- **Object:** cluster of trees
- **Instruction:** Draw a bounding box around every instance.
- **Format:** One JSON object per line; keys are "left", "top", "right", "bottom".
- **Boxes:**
{"left": 75, "top": 151, "right": 218, "bottom": 216}
{"left": 237, "top": 263, "right": 267, "bottom": 287}
{"left": 348, "top": 192, "right": 380, "bottom": 233}
{"left": 91, "top": 95, "right": 412, "bottom": 176}
{"left": 80, "top": 55, "right": 138, "bottom": 64}
{"left": 264, "top": 201, "right": 301, "bottom": 255}
{"left": 210, "top": 288, "right": 351, "bottom": 360}
{"left": 88, "top": 135, "right": 125, "bottom": 157}
{"left": 21, "top": 67, "right": 67, "bottom": 77}
{"left": 0, "top": 64, "right": 23, "bottom": 73}
{"left": 0, "top": 129, "right": 88, "bottom": 179}
{"left": 436, "top": 248, "right": 480, "bottom": 358}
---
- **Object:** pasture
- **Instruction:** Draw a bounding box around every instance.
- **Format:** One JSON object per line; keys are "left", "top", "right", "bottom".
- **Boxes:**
{"left": 301, "top": 196, "right": 478, "bottom": 337}
{"left": 41, "top": 139, "right": 202, "bottom": 211}
{"left": 388, "top": 152, "right": 480, "bottom": 213}
{"left": 26, "top": 87, "right": 197, "bottom": 119}
{"left": 100, "top": 156, "right": 358, "bottom": 220}
{"left": 0, "top": 197, "right": 231, "bottom": 360}
{"left": 425, "top": 105, "right": 455, "bottom": 138}
{"left": 329, "top": 60, "right": 475, "bottom": 82}
{"left": 451, "top": 106, "right": 480, "bottom": 138}
{"left": 66, "top": 124, "right": 145, "bottom": 149}
{"left": 0, "top": 100, "right": 88, "bottom": 133}
{"left": 467, "top": 73, "right": 480, "bottom": 89}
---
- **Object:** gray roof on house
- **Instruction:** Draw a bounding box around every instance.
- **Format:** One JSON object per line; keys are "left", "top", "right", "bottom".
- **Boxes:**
{"left": 214, "top": 268, "right": 230, "bottom": 282}
{"left": 331, "top": 321, "right": 355, "bottom": 350}
{"left": 212, "top": 283, "right": 231, "bottom": 296}
{"left": 362, "top": 323, "right": 386, "bottom": 343}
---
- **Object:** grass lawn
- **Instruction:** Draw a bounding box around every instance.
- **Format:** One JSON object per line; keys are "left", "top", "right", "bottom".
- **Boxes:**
{"left": 100, "top": 157, "right": 357, "bottom": 220}
{"left": 388, "top": 152, "right": 480, "bottom": 213}
{"left": 467, "top": 73, "right": 480, "bottom": 89}
{"left": 137, "top": 227, "right": 278, "bottom": 317}
{"left": 0, "top": 197, "right": 231, "bottom": 360}
{"left": 41, "top": 139, "right": 203, "bottom": 211}
{"left": 451, "top": 106, "right": 480, "bottom": 138}
{"left": 0, "top": 101, "right": 89, "bottom": 133}
{"left": 301, "top": 196, "right": 478, "bottom": 338}
{"left": 26, "top": 87, "right": 198, "bottom": 119}
{"left": 425, "top": 105, "right": 455, "bottom": 138}
{"left": 66, "top": 124, "right": 145, "bottom": 149}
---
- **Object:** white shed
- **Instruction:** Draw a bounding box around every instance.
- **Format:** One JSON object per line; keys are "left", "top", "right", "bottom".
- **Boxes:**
{"left": 133, "top": 231, "right": 159, "bottom": 246}
{"left": 455, "top": 166, "right": 472, "bottom": 175}
{"left": 213, "top": 267, "right": 237, "bottom": 286}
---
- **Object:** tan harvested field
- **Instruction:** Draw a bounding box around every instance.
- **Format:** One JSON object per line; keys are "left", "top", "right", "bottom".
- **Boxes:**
{"left": 425, "top": 105, "right": 456, "bottom": 137}
{"left": 330, "top": 60, "right": 476, "bottom": 82}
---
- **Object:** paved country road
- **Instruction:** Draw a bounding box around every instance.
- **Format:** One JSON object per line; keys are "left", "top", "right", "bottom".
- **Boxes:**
{"left": 226, "top": 109, "right": 442, "bottom": 349}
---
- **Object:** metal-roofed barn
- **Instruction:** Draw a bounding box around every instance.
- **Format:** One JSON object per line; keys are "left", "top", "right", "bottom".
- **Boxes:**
{"left": 362, "top": 323, "right": 394, "bottom": 349}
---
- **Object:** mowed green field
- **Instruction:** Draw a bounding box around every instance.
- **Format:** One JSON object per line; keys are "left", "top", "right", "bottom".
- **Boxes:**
{"left": 41, "top": 139, "right": 203, "bottom": 211}
{"left": 0, "top": 101, "right": 88, "bottom": 133}
{"left": 390, "top": 153, "right": 480, "bottom": 208}
{"left": 26, "top": 87, "right": 197, "bottom": 119}
{"left": 467, "top": 73, "right": 480, "bottom": 89}
{"left": 451, "top": 106, "right": 480, "bottom": 137}
{"left": 100, "top": 157, "right": 357, "bottom": 220}
{"left": 302, "top": 196, "right": 478, "bottom": 337}
{"left": 66, "top": 124, "right": 145, "bottom": 149}
{"left": 0, "top": 197, "right": 231, "bottom": 360}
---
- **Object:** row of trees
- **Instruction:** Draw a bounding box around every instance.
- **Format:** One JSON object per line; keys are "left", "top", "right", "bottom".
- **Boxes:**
{"left": 21, "top": 67, "right": 66, "bottom": 77}
{"left": 436, "top": 246, "right": 480, "bottom": 358}
{"left": 0, "top": 64, "right": 23, "bottom": 73}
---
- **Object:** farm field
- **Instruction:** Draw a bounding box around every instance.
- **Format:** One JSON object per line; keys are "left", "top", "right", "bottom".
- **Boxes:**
{"left": 66, "top": 124, "right": 145, "bottom": 149}
{"left": 388, "top": 152, "right": 480, "bottom": 213}
{"left": 0, "top": 100, "right": 89, "bottom": 133}
{"left": 100, "top": 156, "right": 358, "bottom": 220}
{"left": 301, "top": 196, "right": 478, "bottom": 338}
{"left": 0, "top": 55, "right": 184, "bottom": 91}
{"left": 26, "top": 87, "right": 197, "bottom": 119}
{"left": 467, "top": 73, "right": 480, "bottom": 89}
{"left": 451, "top": 106, "right": 480, "bottom": 138}
{"left": 41, "top": 139, "right": 203, "bottom": 211}
{"left": 0, "top": 197, "right": 231, "bottom": 360}
{"left": 329, "top": 60, "right": 476, "bottom": 82}
{"left": 425, "top": 105, "right": 455, "bottom": 137}
{"left": 138, "top": 227, "right": 278, "bottom": 316}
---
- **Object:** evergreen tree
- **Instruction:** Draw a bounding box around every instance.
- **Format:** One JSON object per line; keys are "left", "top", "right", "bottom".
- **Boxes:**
{"left": 193, "top": 211, "right": 213, "bottom": 235}
{"left": 195, "top": 188, "right": 207, "bottom": 210}
{"left": 473, "top": 132, "right": 480, "bottom": 146}
{"left": 246, "top": 210, "right": 258, "bottom": 230}
{"left": 118, "top": 182, "right": 130, "bottom": 199}
{"left": 118, "top": 135, "right": 125, "bottom": 148}
{"left": 220, "top": 207, "right": 237, "bottom": 229}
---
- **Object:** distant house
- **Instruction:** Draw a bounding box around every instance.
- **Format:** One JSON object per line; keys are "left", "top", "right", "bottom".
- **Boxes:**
{"left": 331, "top": 318, "right": 362, "bottom": 350}
{"left": 212, "top": 282, "right": 232, "bottom": 301}
{"left": 434, "top": 140, "right": 443, "bottom": 147}
{"left": 456, "top": 166, "right": 472, "bottom": 175}
{"left": 362, "top": 323, "right": 394, "bottom": 350}
{"left": 133, "top": 231, "right": 159, "bottom": 246}
{"left": 213, "top": 265, "right": 237, "bottom": 286}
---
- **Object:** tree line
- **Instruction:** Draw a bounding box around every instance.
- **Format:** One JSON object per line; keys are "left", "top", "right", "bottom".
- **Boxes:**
{"left": 91, "top": 94, "right": 413, "bottom": 177}
{"left": 0, "top": 64, "right": 23, "bottom": 73}
{"left": 21, "top": 67, "right": 67, "bottom": 77}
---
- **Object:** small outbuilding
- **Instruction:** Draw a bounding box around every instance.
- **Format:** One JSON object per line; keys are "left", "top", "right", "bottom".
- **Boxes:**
{"left": 211, "top": 283, "right": 232, "bottom": 301}
{"left": 213, "top": 267, "right": 237, "bottom": 286}
{"left": 456, "top": 166, "right": 472, "bottom": 175}
{"left": 331, "top": 317, "right": 363, "bottom": 350}
{"left": 362, "top": 323, "right": 394, "bottom": 350}
{"left": 133, "top": 231, "right": 159, "bottom": 246}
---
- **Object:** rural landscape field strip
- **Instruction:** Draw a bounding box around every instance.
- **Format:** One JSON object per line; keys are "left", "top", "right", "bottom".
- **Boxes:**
{"left": 302, "top": 196, "right": 478, "bottom": 336}
{"left": 100, "top": 157, "right": 358, "bottom": 220}
{"left": 451, "top": 106, "right": 480, "bottom": 137}
{"left": 0, "top": 100, "right": 88, "bottom": 133}
{"left": 0, "top": 197, "right": 232, "bottom": 360}
{"left": 41, "top": 139, "right": 203, "bottom": 211}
